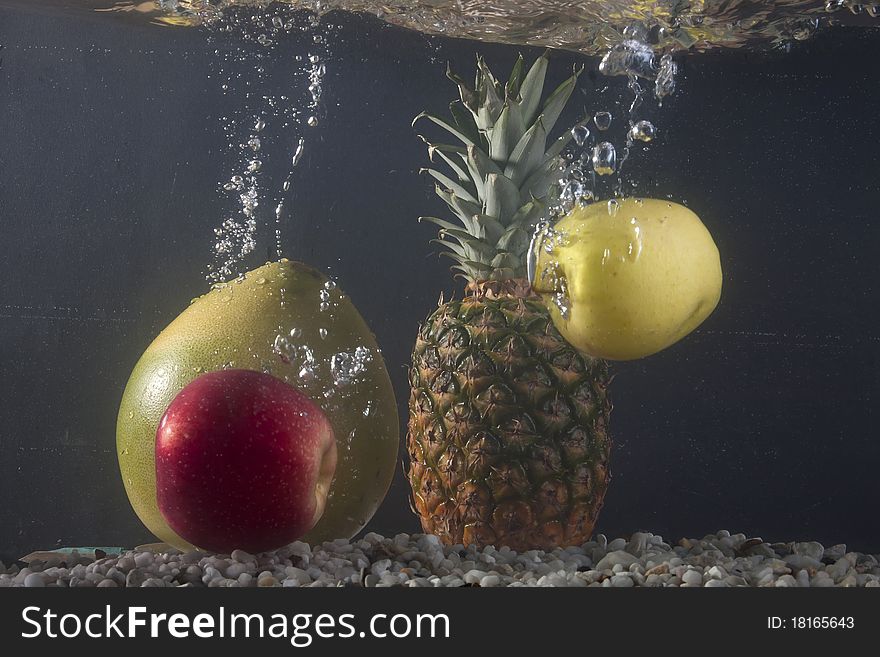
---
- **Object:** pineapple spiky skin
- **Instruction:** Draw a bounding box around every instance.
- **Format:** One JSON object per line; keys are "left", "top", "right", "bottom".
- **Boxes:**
{"left": 408, "top": 281, "right": 612, "bottom": 550}
{"left": 408, "top": 53, "right": 613, "bottom": 550}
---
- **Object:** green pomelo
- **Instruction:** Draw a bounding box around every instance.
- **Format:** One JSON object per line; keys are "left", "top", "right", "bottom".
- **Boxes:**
{"left": 117, "top": 260, "right": 400, "bottom": 549}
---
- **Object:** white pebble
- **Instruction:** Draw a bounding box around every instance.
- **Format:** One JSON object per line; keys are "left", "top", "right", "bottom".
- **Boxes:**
{"left": 24, "top": 573, "right": 47, "bottom": 588}
{"left": 681, "top": 570, "right": 703, "bottom": 587}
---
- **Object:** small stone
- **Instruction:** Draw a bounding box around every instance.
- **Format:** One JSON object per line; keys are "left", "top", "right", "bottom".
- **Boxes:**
{"left": 823, "top": 544, "right": 847, "bottom": 561}
{"left": 775, "top": 575, "right": 798, "bottom": 587}
{"left": 595, "top": 551, "right": 638, "bottom": 571}
{"left": 705, "top": 579, "right": 729, "bottom": 588}
{"left": 231, "top": 549, "right": 256, "bottom": 563}
{"left": 838, "top": 572, "right": 858, "bottom": 587}
{"left": 117, "top": 557, "right": 135, "bottom": 572}
{"left": 626, "top": 533, "right": 649, "bottom": 555}
{"left": 480, "top": 574, "right": 501, "bottom": 587}
{"left": 681, "top": 570, "right": 703, "bottom": 587}
{"left": 371, "top": 559, "right": 392, "bottom": 576}
{"left": 793, "top": 542, "right": 824, "bottom": 560}
{"left": 24, "top": 573, "right": 47, "bottom": 588}
{"left": 707, "top": 565, "right": 726, "bottom": 579}
{"left": 785, "top": 554, "right": 822, "bottom": 571}
{"left": 97, "top": 579, "right": 118, "bottom": 588}
{"left": 225, "top": 563, "right": 249, "bottom": 579}
{"left": 610, "top": 574, "right": 634, "bottom": 587}
{"left": 607, "top": 538, "right": 627, "bottom": 551}
{"left": 826, "top": 558, "right": 853, "bottom": 582}
{"left": 258, "top": 576, "right": 279, "bottom": 587}
{"left": 134, "top": 552, "right": 153, "bottom": 569}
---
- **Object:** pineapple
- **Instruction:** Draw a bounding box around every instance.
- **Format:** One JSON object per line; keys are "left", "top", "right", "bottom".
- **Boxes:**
{"left": 407, "top": 53, "right": 613, "bottom": 551}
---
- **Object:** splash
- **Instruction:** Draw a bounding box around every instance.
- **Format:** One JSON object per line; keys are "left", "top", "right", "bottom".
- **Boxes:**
{"left": 85, "top": 0, "right": 880, "bottom": 55}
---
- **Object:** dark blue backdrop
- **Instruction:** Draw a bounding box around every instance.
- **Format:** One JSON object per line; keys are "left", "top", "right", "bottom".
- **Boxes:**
{"left": 0, "top": 5, "right": 877, "bottom": 561}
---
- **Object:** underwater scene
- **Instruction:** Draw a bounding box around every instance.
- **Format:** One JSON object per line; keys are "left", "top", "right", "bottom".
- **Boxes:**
{"left": 0, "top": 0, "right": 878, "bottom": 593}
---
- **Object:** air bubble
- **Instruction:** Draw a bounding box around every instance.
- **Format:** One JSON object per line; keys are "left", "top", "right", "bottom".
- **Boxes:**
{"left": 655, "top": 54, "right": 678, "bottom": 100}
{"left": 307, "top": 116, "right": 319, "bottom": 127}
{"left": 629, "top": 120, "right": 656, "bottom": 142}
{"left": 319, "top": 328, "right": 328, "bottom": 339}
{"left": 571, "top": 124, "right": 591, "bottom": 146}
{"left": 254, "top": 118, "right": 266, "bottom": 132}
{"left": 292, "top": 138, "right": 305, "bottom": 166}
{"left": 593, "top": 112, "right": 612, "bottom": 131}
{"left": 592, "top": 142, "right": 617, "bottom": 176}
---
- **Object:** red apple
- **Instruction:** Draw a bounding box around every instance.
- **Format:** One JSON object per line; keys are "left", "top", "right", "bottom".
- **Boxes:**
{"left": 155, "top": 369, "right": 337, "bottom": 553}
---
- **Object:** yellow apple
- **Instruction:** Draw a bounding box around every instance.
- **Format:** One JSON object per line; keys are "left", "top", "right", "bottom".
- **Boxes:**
{"left": 532, "top": 198, "right": 722, "bottom": 360}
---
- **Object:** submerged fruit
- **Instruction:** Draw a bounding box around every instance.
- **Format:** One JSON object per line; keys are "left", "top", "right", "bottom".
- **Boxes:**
{"left": 117, "top": 260, "right": 398, "bottom": 549}
{"left": 156, "top": 370, "right": 337, "bottom": 554}
{"left": 533, "top": 198, "right": 722, "bottom": 360}
{"left": 409, "top": 54, "right": 612, "bottom": 550}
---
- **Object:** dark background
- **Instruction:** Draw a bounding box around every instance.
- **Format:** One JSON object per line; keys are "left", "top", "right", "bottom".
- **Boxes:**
{"left": 0, "top": 4, "right": 877, "bottom": 563}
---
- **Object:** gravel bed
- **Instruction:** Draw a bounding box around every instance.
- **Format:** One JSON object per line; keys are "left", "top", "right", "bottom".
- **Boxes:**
{"left": 2, "top": 530, "right": 878, "bottom": 588}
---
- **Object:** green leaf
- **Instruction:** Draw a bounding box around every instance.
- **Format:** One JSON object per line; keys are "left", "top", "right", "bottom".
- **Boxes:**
{"left": 508, "top": 198, "right": 547, "bottom": 229}
{"left": 506, "top": 54, "right": 525, "bottom": 100}
{"left": 545, "top": 131, "right": 572, "bottom": 161}
{"left": 432, "top": 238, "right": 467, "bottom": 258}
{"left": 449, "top": 101, "right": 483, "bottom": 146}
{"left": 419, "top": 216, "right": 464, "bottom": 233}
{"left": 423, "top": 168, "right": 478, "bottom": 204}
{"left": 463, "top": 144, "right": 502, "bottom": 200}
{"left": 483, "top": 172, "right": 522, "bottom": 223}
{"left": 489, "top": 103, "right": 525, "bottom": 164}
{"left": 435, "top": 187, "right": 477, "bottom": 233}
{"left": 436, "top": 226, "right": 487, "bottom": 246}
{"left": 476, "top": 56, "right": 504, "bottom": 128}
{"left": 472, "top": 214, "right": 505, "bottom": 244}
{"left": 436, "top": 187, "right": 483, "bottom": 232}
{"left": 518, "top": 52, "right": 549, "bottom": 126}
{"left": 503, "top": 118, "right": 547, "bottom": 186}
{"left": 432, "top": 146, "right": 471, "bottom": 183}
{"left": 519, "top": 157, "right": 562, "bottom": 202}
{"left": 495, "top": 225, "right": 531, "bottom": 254}
{"left": 413, "top": 111, "right": 475, "bottom": 147}
{"left": 539, "top": 66, "right": 582, "bottom": 135}
{"left": 490, "top": 252, "right": 519, "bottom": 269}
{"left": 446, "top": 62, "right": 478, "bottom": 112}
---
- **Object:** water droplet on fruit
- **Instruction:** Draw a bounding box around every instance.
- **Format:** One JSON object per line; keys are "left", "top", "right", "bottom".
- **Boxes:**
{"left": 331, "top": 346, "right": 374, "bottom": 386}
{"left": 608, "top": 199, "right": 620, "bottom": 216}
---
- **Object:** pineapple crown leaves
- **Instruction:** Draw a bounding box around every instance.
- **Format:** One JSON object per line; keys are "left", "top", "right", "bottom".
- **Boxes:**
{"left": 414, "top": 52, "right": 582, "bottom": 283}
